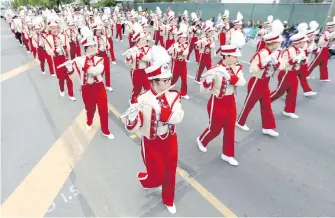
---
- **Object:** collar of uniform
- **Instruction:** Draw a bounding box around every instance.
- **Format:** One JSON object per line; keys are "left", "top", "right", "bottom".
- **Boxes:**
{"left": 265, "top": 46, "right": 271, "bottom": 54}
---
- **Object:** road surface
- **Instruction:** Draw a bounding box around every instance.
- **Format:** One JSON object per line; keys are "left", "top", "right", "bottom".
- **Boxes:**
{"left": 1, "top": 19, "right": 335, "bottom": 217}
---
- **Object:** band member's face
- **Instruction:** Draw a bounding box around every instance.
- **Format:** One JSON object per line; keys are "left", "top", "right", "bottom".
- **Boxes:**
{"left": 96, "top": 30, "right": 102, "bottom": 35}
{"left": 226, "top": 55, "right": 238, "bottom": 65}
{"left": 179, "top": 36, "right": 187, "bottom": 43}
{"left": 223, "top": 18, "right": 228, "bottom": 23}
{"left": 50, "top": 26, "right": 58, "bottom": 35}
{"left": 69, "top": 25, "right": 75, "bottom": 29}
{"left": 234, "top": 24, "right": 241, "bottom": 29}
{"left": 86, "top": 45, "right": 96, "bottom": 54}
{"left": 156, "top": 77, "right": 171, "bottom": 91}
{"left": 137, "top": 37, "right": 147, "bottom": 47}
{"left": 295, "top": 41, "right": 305, "bottom": 48}
{"left": 171, "top": 18, "right": 177, "bottom": 26}
{"left": 207, "top": 30, "right": 215, "bottom": 37}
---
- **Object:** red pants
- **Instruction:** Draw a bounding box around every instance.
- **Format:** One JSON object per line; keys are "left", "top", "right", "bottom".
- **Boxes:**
{"left": 53, "top": 55, "right": 74, "bottom": 97}
{"left": 30, "top": 39, "right": 36, "bottom": 58}
{"left": 138, "top": 133, "right": 178, "bottom": 207}
{"left": 130, "top": 69, "right": 150, "bottom": 103}
{"left": 165, "top": 39, "right": 174, "bottom": 50}
{"left": 298, "top": 64, "right": 312, "bottom": 92}
{"left": 199, "top": 94, "right": 236, "bottom": 157}
{"left": 82, "top": 82, "right": 110, "bottom": 135}
{"left": 107, "top": 38, "right": 116, "bottom": 61}
{"left": 37, "top": 47, "right": 46, "bottom": 72}
{"left": 270, "top": 70, "right": 298, "bottom": 113}
{"left": 46, "top": 54, "right": 55, "bottom": 75}
{"left": 22, "top": 35, "right": 30, "bottom": 51}
{"left": 154, "top": 30, "right": 165, "bottom": 47}
{"left": 195, "top": 53, "right": 212, "bottom": 82}
{"left": 171, "top": 59, "right": 188, "bottom": 96}
{"left": 116, "top": 24, "right": 122, "bottom": 40}
{"left": 97, "top": 51, "right": 111, "bottom": 88}
{"left": 69, "top": 42, "right": 81, "bottom": 60}
{"left": 237, "top": 76, "right": 276, "bottom": 129}
{"left": 307, "top": 47, "right": 329, "bottom": 80}
{"left": 187, "top": 37, "right": 200, "bottom": 62}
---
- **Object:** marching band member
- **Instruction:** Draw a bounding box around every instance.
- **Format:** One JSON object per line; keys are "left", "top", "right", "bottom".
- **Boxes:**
{"left": 64, "top": 26, "right": 115, "bottom": 140}
{"left": 31, "top": 17, "right": 47, "bottom": 74}
{"left": 186, "top": 12, "right": 201, "bottom": 63}
{"left": 194, "top": 20, "right": 216, "bottom": 83}
{"left": 165, "top": 11, "right": 178, "bottom": 50}
{"left": 215, "top": 10, "right": 230, "bottom": 54}
{"left": 196, "top": 31, "right": 246, "bottom": 166}
{"left": 256, "top": 15, "right": 273, "bottom": 52}
{"left": 182, "top": 10, "right": 188, "bottom": 24}
{"left": 236, "top": 20, "right": 285, "bottom": 136}
{"left": 101, "top": 13, "right": 116, "bottom": 64}
{"left": 298, "top": 21, "right": 319, "bottom": 96}
{"left": 126, "top": 9, "right": 136, "bottom": 48}
{"left": 307, "top": 16, "right": 335, "bottom": 82}
{"left": 168, "top": 23, "right": 190, "bottom": 99}
{"left": 22, "top": 16, "right": 32, "bottom": 53}
{"left": 123, "top": 45, "right": 184, "bottom": 214}
{"left": 92, "top": 21, "right": 113, "bottom": 92}
{"left": 12, "top": 11, "right": 24, "bottom": 46}
{"left": 114, "top": 6, "right": 123, "bottom": 42}
{"left": 124, "top": 23, "right": 152, "bottom": 104}
{"left": 141, "top": 17, "right": 153, "bottom": 43}
{"left": 45, "top": 14, "right": 75, "bottom": 100}
{"left": 64, "top": 16, "right": 81, "bottom": 60}
{"left": 153, "top": 7, "right": 164, "bottom": 47}
{"left": 270, "top": 23, "right": 309, "bottom": 119}
{"left": 226, "top": 12, "right": 243, "bottom": 45}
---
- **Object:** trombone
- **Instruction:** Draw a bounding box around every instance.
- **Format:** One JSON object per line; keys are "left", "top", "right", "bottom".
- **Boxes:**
{"left": 120, "top": 85, "right": 175, "bottom": 119}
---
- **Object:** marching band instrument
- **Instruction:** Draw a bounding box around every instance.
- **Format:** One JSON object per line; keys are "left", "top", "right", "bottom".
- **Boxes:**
{"left": 201, "top": 62, "right": 239, "bottom": 78}
{"left": 57, "top": 50, "right": 98, "bottom": 69}
{"left": 121, "top": 44, "right": 147, "bottom": 56}
{"left": 120, "top": 85, "right": 176, "bottom": 119}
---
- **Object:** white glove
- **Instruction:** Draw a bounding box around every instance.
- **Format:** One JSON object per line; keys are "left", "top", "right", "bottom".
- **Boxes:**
{"left": 65, "top": 62, "right": 73, "bottom": 71}
{"left": 294, "top": 55, "right": 302, "bottom": 63}
{"left": 217, "top": 66, "right": 231, "bottom": 80}
{"left": 56, "top": 47, "right": 62, "bottom": 54}
{"left": 205, "top": 73, "right": 215, "bottom": 83}
{"left": 127, "top": 104, "right": 139, "bottom": 122}
{"left": 148, "top": 99, "right": 161, "bottom": 114}
{"left": 270, "top": 55, "right": 278, "bottom": 65}
{"left": 262, "top": 56, "right": 272, "bottom": 67}
{"left": 308, "top": 43, "right": 316, "bottom": 52}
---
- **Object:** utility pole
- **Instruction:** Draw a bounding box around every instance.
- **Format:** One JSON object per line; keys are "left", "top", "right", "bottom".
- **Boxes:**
{"left": 324, "top": 0, "right": 335, "bottom": 31}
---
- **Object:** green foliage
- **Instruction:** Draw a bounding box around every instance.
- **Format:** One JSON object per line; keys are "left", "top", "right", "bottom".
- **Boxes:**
{"left": 92, "top": 0, "right": 116, "bottom": 8}
{"left": 12, "top": 0, "right": 74, "bottom": 8}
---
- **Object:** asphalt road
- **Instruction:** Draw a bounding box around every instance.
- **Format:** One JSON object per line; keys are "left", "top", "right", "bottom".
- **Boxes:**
{"left": 1, "top": 19, "right": 335, "bottom": 217}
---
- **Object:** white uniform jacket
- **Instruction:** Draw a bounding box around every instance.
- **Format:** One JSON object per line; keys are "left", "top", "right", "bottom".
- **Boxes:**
{"left": 200, "top": 62, "right": 246, "bottom": 97}
{"left": 125, "top": 88, "right": 184, "bottom": 140}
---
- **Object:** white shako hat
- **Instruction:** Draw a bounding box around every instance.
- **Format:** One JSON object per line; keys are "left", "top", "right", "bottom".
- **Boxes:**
{"left": 264, "top": 15, "right": 274, "bottom": 26}
{"left": 232, "top": 11, "right": 243, "bottom": 25}
{"left": 91, "top": 19, "right": 103, "bottom": 30}
{"left": 220, "top": 30, "right": 245, "bottom": 57}
{"left": 326, "top": 16, "right": 335, "bottom": 28}
{"left": 290, "top": 22, "right": 308, "bottom": 44}
{"left": 167, "top": 10, "right": 175, "bottom": 22}
{"left": 145, "top": 45, "right": 172, "bottom": 80}
{"left": 222, "top": 10, "right": 229, "bottom": 19}
{"left": 176, "top": 22, "right": 188, "bottom": 38}
{"left": 191, "top": 12, "right": 199, "bottom": 22}
{"left": 47, "top": 14, "right": 59, "bottom": 27}
{"left": 263, "top": 19, "right": 284, "bottom": 44}
{"left": 203, "top": 20, "right": 215, "bottom": 33}
{"left": 80, "top": 26, "right": 96, "bottom": 47}
{"left": 306, "top": 21, "right": 319, "bottom": 36}
{"left": 131, "top": 22, "right": 146, "bottom": 42}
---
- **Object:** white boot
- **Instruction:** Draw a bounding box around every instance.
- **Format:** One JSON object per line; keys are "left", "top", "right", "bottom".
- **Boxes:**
{"left": 320, "top": 79, "right": 331, "bottom": 82}
{"left": 86, "top": 125, "right": 92, "bottom": 131}
{"left": 112, "top": 61, "right": 116, "bottom": 64}
{"left": 104, "top": 133, "right": 115, "bottom": 139}
{"left": 303, "top": 91, "right": 317, "bottom": 97}
{"left": 106, "top": 87, "right": 113, "bottom": 92}
{"left": 166, "top": 203, "right": 176, "bottom": 214}
{"left": 283, "top": 111, "right": 299, "bottom": 119}
{"left": 69, "top": 96, "right": 76, "bottom": 101}
{"left": 262, "top": 129, "right": 279, "bottom": 137}
{"left": 196, "top": 137, "right": 207, "bottom": 152}
{"left": 182, "top": 95, "right": 190, "bottom": 100}
{"left": 221, "top": 154, "right": 238, "bottom": 166}
{"left": 236, "top": 123, "right": 249, "bottom": 131}
{"left": 59, "top": 91, "right": 65, "bottom": 97}
{"left": 41, "top": 71, "right": 46, "bottom": 75}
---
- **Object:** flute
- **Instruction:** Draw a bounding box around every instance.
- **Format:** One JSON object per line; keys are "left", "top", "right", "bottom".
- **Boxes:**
{"left": 201, "top": 62, "right": 239, "bottom": 78}
{"left": 120, "top": 85, "right": 175, "bottom": 119}
{"left": 57, "top": 50, "right": 98, "bottom": 69}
